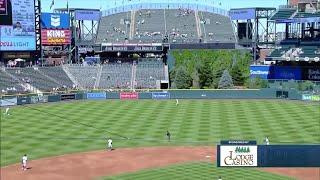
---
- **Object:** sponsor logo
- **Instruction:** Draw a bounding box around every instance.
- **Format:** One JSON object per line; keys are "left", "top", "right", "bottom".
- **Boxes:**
{"left": 50, "top": 14, "right": 61, "bottom": 27}
{"left": 120, "top": 92, "right": 138, "bottom": 99}
{"left": 152, "top": 92, "right": 170, "bottom": 99}
{"left": 307, "top": 69, "right": 320, "bottom": 81}
{"left": 87, "top": 92, "right": 106, "bottom": 100}
{"left": 220, "top": 145, "right": 257, "bottom": 167}
{"left": 250, "top": 70, "right": 269, "bottom": 75}
{"left": 302, "top": 95, "right": 320, "bottom": 101}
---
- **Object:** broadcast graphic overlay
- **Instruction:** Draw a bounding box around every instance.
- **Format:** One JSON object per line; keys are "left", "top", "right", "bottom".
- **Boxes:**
{"left": 218, "top": 140, "right": 320, "bottom": 167}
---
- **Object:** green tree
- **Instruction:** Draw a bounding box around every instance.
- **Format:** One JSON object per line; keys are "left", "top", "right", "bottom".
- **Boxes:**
{"left": 218, "top": 70, "right": 234, "bottom": 89}
{"left": 174, "top": 66, "right": 192, "bottom": 89}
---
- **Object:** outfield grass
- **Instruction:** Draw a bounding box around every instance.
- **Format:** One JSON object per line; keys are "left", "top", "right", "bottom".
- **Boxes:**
{"left": 102, "top": 162, "right": 293, "bottom": 180}
{"left": 1, "top": 100, "right": 319, "bottom": 166}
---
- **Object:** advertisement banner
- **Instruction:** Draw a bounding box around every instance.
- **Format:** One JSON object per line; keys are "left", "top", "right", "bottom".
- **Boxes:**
{"left": 273, "top": 66, "right": 302, "bottom": 80}
{"left": 17, "top": 97, "right": 31, "bottom": 105}
{"left": 302, "top": 68, "right": 320, "bottom": 81}
{"left": 41, "top": 13, "right": 70, "bottom": 29}
{"left": 0, "top": 97, "right": 17, "bottom": 106}
{"left": 152, "top": 92, "right": 170, "bottom": 99}
{"left": 249, "top": 65, "right": 272, "bottom": 79}
{"left": 229, "top": 8, "right": 256, "bottom": 20}
{"left": 0, "top": 0, "right": 36, "bottom": 51}
{"left": 41, "top": 29, "right": 71, "bottom": 45}
{"left": 102, "top": 44, "right": 163, "bottom": 52}
{"left": 75, "top": 10, "right": 101, "bottom": 21}
{"left": 120, "top": 92, "right": 138, "bottom": 100}
{"left": 60, "top": 94, "right": 76, "bottom": 101}
{"left": 87, "top": 92, "right": 106, "bottom": 100}
{"left": 219, "top": 145, "right": 258, "bottom": 167}
{"left": 30, "top": 95, "right": 48, "bottom": 104}
{"left": 302, "top": 94, "right": 320, "bottom": 101}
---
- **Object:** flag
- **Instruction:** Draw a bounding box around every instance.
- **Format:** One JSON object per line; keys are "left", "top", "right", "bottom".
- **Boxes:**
{"left": 50, "top": 0, "right": 55, "bottom": 10}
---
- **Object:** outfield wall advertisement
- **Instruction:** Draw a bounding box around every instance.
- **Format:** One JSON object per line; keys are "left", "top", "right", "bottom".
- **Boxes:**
{"left": 152, "top": 92, "right": 170, "bottom": 99}
{"left": 0, "top": 97, "right": 17, "bottom": 106}
{"left": 120, "top": 92, "right": 138, "bottom": 100}
{"left": 219, "top": 145, "right": 258, "bottom": 167}
{"left": 302, "top": 94, "right": 320, "bottom": 101}
{"left": 0, "top": 0, "right": 36, "bottom": 51}
{"left": 87, "top": 92, "right": 106, "bottom": 100}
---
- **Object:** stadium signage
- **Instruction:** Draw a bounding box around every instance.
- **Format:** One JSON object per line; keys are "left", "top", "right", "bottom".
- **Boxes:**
{"left": 120, "top": 92, "right": 138, "bottom": 100}
{"left": 60, "top": 94, "right": 76, "bottom": 101}
{"left": 75, "top": 10, "right": 101, "bottom": 21}
{"left": 219, "top": 145, "right": 258, "bottom": 167}
{"left": 152, "top": 92, "right": 170, "bottom": 99}
{"left": 41, "top": 13, "right": 70, "bottom": 29}
{"left": 41, "top": 29, "right": 71, "bottom": 45}
{"left": 302, "top": 94, "right": 320, "bottom": 101}
{"left": 229, "top": 8, "right": 256, "bottom": 20}
{"left": 0, "top": 0, "right": 7, "bottom": 15}
{"left": 306, "top": 69, "right": 320, "bottom": 81}
{"left": 0, "top": 97, "right": 17, "bottom": 106}
{"left": 103, "top": 44, "right": 163, "bottom": 52}
{"left": 87, "top": 92, "right": 107, "bottom": 100}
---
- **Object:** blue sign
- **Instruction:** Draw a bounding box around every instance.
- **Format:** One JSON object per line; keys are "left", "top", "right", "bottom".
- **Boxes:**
{"left": 152, "top": 92, "right": 170, "bottom": 99}
{"left": 250, "top": 65, "right": 272, "bottom": 79}
{"left": 273, "top": 66, "right": 302, "bottom": 80}
{"left": 250, "top": 66, "right": 302, "bottom": 80}
{"left": 229, "top": 8, "right": 255, "bottom": 20}
{"left": 0, "top": 97, "right": 17, "bottom": 106}
{"left": 87, "top": 92, "right": 106, "bottom": 100}
{"left": 75, "top": 10, "right": 101, "bottom": 21}
{"left": 41, "top": 13, "right": 70, "bottom": 29}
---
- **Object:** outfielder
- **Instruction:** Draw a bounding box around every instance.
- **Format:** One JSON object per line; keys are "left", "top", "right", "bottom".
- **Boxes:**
{"left": 107, "top": 138, "right": 113, "bottom": 151}
{"left": 4, "top": 107, "right": 10, "bottom": 115}
{"left": 175, "top": 99, "right": 179, "bottom": 106}
{"left": 265, "top": 136, "right": 270, "bottom": 145}
{"left": 21, "top": 154, "right": 28, "bottom": 171}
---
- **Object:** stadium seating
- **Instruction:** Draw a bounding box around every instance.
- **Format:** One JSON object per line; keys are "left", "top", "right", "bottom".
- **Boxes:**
{"left": 134, "top": 9, "right": 165, "bottom": 43}
{"left": 0, "top": 70, "right": 26, "bottom": 94}
{"left": 136, "top": 58, "right": 165, "bottom": 89}
{"left": 39, "top": 66, "right": 74, "bottom": 88}
{"left": 5, "top": 68, "right": 60, "bottom": 91}
{"left": 97, "top": 9, "right": 234, "bottom": 43}
{"left": 66, "top": 65, "right": 99, "bottom": 89}
{"left": 96, "top": 12, "right": 131, "bottom": 43}
{"left": 199, "top": 11, "right": 235, "bottom": 43}
{"left": 99, "top": 63, "right": 133, "bottom": 89}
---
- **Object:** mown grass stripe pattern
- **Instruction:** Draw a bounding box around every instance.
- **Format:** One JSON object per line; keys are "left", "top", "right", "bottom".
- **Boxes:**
{"left": 1, "top": 100, "right": 319, "bottom": 166}
{"left": 102, "top": 162, "right": 293, "bottom": 180}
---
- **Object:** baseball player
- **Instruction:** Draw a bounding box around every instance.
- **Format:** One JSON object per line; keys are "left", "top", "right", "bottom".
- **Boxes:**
{"left": 265, "top": 137, "right": 270, "bottom": 145}
{"left": 166, "top": 130, "right": 171, "bottom": 142}
{"left": 107, "top": 138, "right": 113, "bottom": 151}
{"left": 175, "top": 99, "right": 179, "bottom": 106}
{"left": 4, "top": 107, "right": 10, "bottom": 115}
{"left": 21, "top": 154, "right": 28, "bottom": 171}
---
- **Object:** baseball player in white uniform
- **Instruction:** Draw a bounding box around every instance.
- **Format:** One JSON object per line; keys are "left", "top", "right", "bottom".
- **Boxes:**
{"left": 107, "top": 138, "right": 113, "bottom": 151}
{"left": 4, "top": 107, "right": 10, "bottom": 115}
{"left": 265, "top": 137, "right": 270, "bottom": 145}
{"left": 175, "top": 99, "right": 179, "bottom": 106}
{"left": 21, "top": 154, "right": 28, "bottom": 171}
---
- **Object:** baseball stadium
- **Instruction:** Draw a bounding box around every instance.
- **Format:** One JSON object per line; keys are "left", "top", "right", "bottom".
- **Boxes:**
{"left": 0, "top": 0, "right": 320, "bottom": 179}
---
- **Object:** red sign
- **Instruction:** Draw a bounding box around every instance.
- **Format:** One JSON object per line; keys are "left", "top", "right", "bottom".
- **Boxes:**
{"left": 41, "top": 29, "right": 71, "bottom": 45}
{"left": 120, "top": 92, "right": 138, "bottom": 100}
